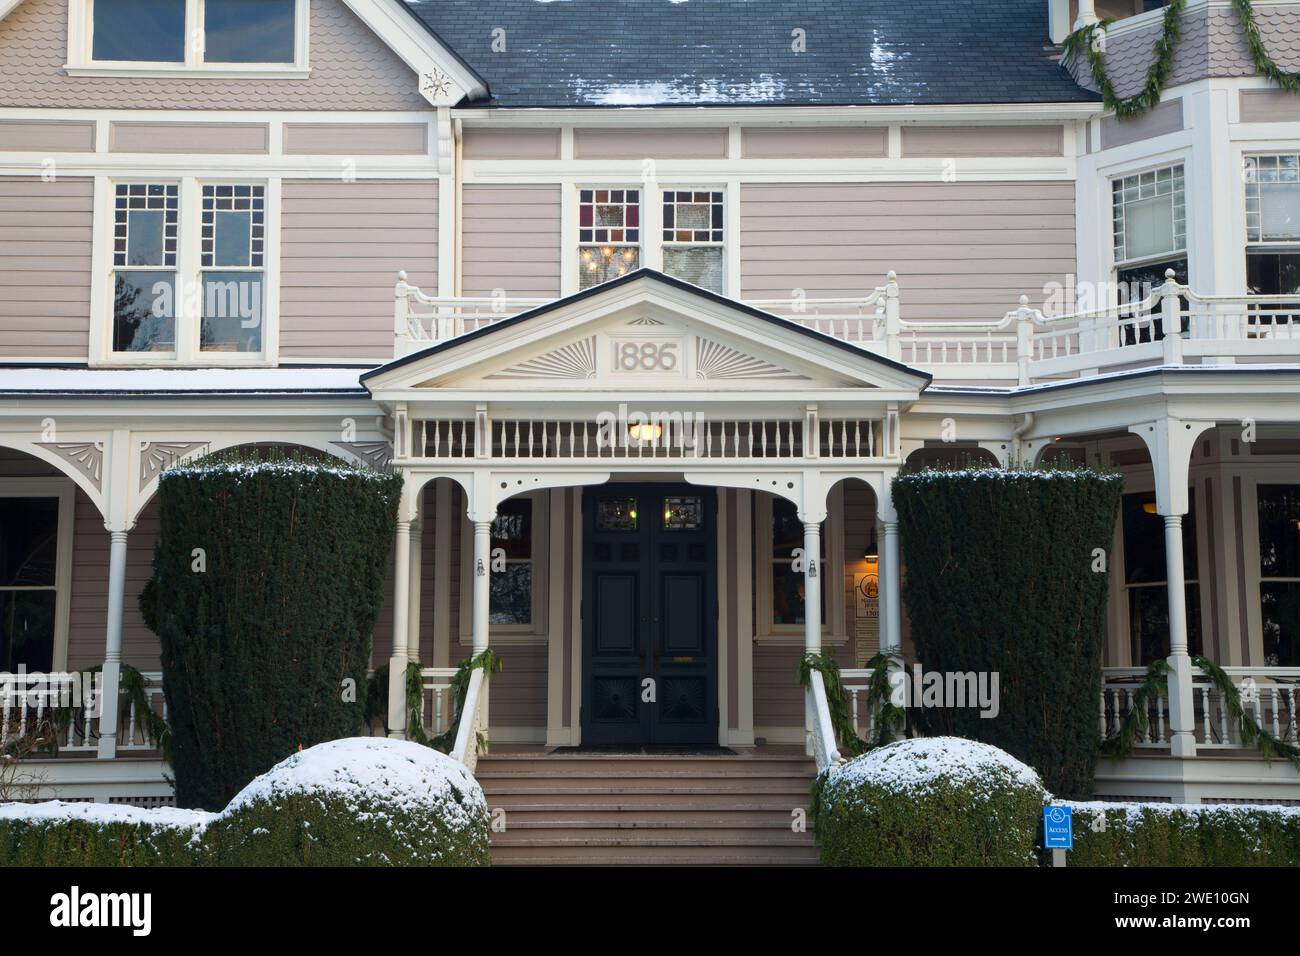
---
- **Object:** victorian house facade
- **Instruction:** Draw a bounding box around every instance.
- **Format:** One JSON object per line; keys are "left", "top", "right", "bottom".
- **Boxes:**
{"left": 2, "top": 0, "right": 1300, "bottom": 862}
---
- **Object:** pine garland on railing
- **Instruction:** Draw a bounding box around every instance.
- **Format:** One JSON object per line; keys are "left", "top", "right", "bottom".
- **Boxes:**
{"left": 1232, "top": 0, "right": 1300, "bottom": 92}
{"left": 1101, "top": 655, "right": 1300, "bottom": 767}
{"left": 430, "top": 649, "right": 503, "bottom": 755}
{"left": 860, "top": 651, "right": 912, "bottom": 749}
{"left": 1063, "top": 0, "right": 1186, "bottom": 120}
{"left": 796, "top": 652, "right": 866, "bottom": 757}
{"left": 41, "top": 664, "right": 169, "bottom": 758}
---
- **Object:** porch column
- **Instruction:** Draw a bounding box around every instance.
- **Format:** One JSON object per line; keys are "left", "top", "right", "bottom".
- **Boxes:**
{"left": 387, "top": 518, "right": 413, "bottom": 739}
{"left": 406, "top": 517, "right": 423, "bottom": 663}
{"left": 881, "top": 520, "right": 902, "bottom": 655}
{"left": 1161, "top": 512, "right": 1197, "bottom": 758}
{"left": 96, "top": 529, "right": 129, "bottom": 759}
{"left": 471, "top": 519, "right": 494, "bottom": 654}
{"left": 1074, "top": 0, "right": 1098, "bottom": 29}
{"left": 802, "top": 522, "right": 822, "bottom": 655}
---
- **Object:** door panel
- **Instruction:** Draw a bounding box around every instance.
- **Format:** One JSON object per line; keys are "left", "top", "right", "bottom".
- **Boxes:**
{"left": 582, "top": 484, "right": 717, "bottom": 746}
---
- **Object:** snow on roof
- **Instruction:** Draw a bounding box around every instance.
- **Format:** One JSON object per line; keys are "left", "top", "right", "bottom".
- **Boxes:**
{"left": 224, "top": 738, "right": 486, "bottom": 828}
{"left": 830, "top": 736, "right": 1046, "bottom": 798}
{"left": 0, "top": 367, "right": 368, "bottom": 396}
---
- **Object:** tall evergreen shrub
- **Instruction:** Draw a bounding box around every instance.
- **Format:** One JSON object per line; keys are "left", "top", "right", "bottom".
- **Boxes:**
{"left": 891, "top": 467, "right": 1123, "bottom": 798}
{"left": 146, "top": 453, "right": 402, "bottom": 809}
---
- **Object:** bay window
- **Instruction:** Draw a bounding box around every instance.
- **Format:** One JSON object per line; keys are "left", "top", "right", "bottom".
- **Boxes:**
{"left": 75, "top": 0, "right": 306, "bottom": 72}
{"left": 1245, "top": 154, "right": 1300, "bottom": 298}
{"left": 1112, "top": 163, "right": 1188, "bottom": 305}
{"left": 101, "top": 178, "right": 273, "bottom": 364}
{"left": 1257, "top": 484, "right": 1300, "bottom": 666}
{"left": 662, "top": 190, "right": 724, "bottom": 294}
{"left": 579, "top": 189, "right": 640, "bottom": 290}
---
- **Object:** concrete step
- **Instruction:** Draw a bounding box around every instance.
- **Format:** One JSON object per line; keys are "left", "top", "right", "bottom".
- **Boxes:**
{"left": 480, "top": 779, "right": 813, "bottom": 796}
{"left": 489, "top": 843, "right": 822, "bottom": 866}
{"left": 477, "top": 755, "right": 814, "bottom": 775}
{"left": 492, "top": 828, "right": 816, "bottom": 846}
{"left": 484, "top": 793, "right": 811, "bottom": 811}
{"left": 491, "top": 809, "right": 812, "bottom": 829}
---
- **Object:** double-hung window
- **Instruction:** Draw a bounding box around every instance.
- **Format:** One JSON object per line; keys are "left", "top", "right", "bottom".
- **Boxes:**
{"left": 75, "top": 0, "right": 305, "bottom": 73}
{"left": 1121, "top": 491, "right": 1201, "bottom": 664}
{"left": 1245, "top": 154, "right": 1300, "bottom": 298}
{"left": 578, "top": 189, "right": 641, "bottom": 290}
{"left": 104, "top": 179, "right": 271, "bottom": 364}
{"left": 0, "top": 481, "right": 74, "bottom": 674}
{"left": 661, "top": 190, "right": 725, "bottom": 294}
{"left": 1256, "top": 484, "right": 1300, "bottom": 666}
{"left": 489, "top": 497, "right": 534, "bottom": 626}
{"left": 1112, "top": 163, "right": 1188, "bottom": 303}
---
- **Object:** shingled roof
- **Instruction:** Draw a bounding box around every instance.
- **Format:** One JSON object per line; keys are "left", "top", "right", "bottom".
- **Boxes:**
{"left": 402, "top": 0, "right": 1097, "bottom": 108}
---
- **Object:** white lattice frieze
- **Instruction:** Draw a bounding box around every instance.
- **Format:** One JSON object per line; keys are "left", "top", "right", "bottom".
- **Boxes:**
{"left": 695, "top": 337, "right": 809, "bottom": 381}
{"left": 137, "top": 441, "right": 211, "bottom": 491}
{"left": 486, "top": 337, "right": 599, "bottom": 381}
{"left": 35, "top": 441, "right": 105, "bottom": 491}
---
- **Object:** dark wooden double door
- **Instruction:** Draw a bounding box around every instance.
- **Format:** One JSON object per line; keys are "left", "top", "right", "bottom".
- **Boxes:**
{"left": 582, "top": 484, "right": 717, "bottom": 746}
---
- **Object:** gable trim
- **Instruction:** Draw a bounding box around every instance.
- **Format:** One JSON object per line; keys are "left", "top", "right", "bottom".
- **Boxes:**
{"left": 362, "top": 268, "right": 932, "bottom": 389}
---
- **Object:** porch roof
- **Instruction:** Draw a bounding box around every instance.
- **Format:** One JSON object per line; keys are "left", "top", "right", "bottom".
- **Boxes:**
{"left": 0, "top": 367, "right": 369, "bottom": 398}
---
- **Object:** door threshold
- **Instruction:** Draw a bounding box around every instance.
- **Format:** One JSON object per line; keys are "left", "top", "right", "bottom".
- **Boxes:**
{"left": 553, "top": 745, "right": 739, "bottom": 756}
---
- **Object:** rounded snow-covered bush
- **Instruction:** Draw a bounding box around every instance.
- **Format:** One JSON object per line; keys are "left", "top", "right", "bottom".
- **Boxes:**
{"left": 817, "top": 737, "right": 1047, "bottom": 867}
{"left": 210, "top": 738, "right": 490, "bottom": 866}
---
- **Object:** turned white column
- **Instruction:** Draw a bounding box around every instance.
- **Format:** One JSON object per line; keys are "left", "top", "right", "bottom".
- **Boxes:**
{"left": 96, "top": 529, "right": 129, "bottom": 759}
{"left": 471, "top": 520, "right": 494, "bottom": 654}
{"left": 1162, "top": 512, "right": 1197, "bottom": 758}
{"left": 802, "top": 522, "right": 822, "bottom": 655}
{"left": 406, "top": 518, "right": 423, "bottom": 664}
{"left": 1074, "top": 0, "right": 1098, "bottom": 29}
{"left": 387, "top": 519, "right": 412, "bottom": 739}
{"left": 881, "top": 520, "right": 902, "bottom": 655}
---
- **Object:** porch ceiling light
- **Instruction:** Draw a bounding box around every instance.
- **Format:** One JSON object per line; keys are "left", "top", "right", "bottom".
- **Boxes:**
{"left": 629, "top": 422, "right": 663, "bottom": 442}
{"left": 1143, "top": 501, "right": 1158, "bottom": 515}
{"left": 865, "top": 530, "right": 879, "bottom": 562}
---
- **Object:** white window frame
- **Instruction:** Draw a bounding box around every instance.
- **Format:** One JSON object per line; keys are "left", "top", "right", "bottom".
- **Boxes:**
{"left": 659, "top": 186, "right": 727, "bottom": 295}
{"left": 1241, "top": 463, "right": 1300, "bottom": 668}
{"left": 753, "top": 485, "right": 846, "bottom": 644}
{"left": 90, "top": 174, "right": 280, "bottom": 367}
{"left": 0, "top": 478, "right": 76, "bottom": 674}
{"left": 1110, "top": 161, "right": 1187, "bottom": 271}
{"left": 459, "top": 491, "right": 550, "bottom": 645}
{"left": 66, "top": 0, "right": 311, "bottom": 79}
{"left": 576, "top": 184, "right": 644, "bottom": 291}
{"left": 1244, "top": 153, "right": 1300, "bottom": 246}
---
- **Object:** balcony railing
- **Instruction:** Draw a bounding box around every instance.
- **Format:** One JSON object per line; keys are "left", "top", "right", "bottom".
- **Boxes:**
{"left": 395, "top": 271, "right": 1300, "bottom": 386}
{"left": 0, "top": 671, "right": 166, "bottom": 755}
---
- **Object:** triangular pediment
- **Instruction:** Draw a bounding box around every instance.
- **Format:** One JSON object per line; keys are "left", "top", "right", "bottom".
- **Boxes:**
{"left": 362, "top": 270, "right": 931, "bottom": 396}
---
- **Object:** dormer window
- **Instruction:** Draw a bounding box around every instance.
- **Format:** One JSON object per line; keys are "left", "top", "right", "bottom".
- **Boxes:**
{"left": 69, "top": 0, "right": 308, "bottom": 76}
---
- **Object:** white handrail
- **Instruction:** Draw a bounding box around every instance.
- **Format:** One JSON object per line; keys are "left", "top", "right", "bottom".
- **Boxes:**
{"left": 450, "top": 666, "right": 487, "bottom": 773}
{"left": 807, "top": 670, "right": 845, "bottom": 774}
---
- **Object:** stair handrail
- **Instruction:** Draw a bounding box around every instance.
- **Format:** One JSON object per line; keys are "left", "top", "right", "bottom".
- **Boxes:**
{"left": 807, "top": 670, "right": 845, "bottom": 775}
{"left": 450, "top": 666, "right": 487, "bottom": 774}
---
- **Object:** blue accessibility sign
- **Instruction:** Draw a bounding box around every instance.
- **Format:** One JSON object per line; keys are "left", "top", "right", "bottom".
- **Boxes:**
{"left": 1043, "top": 805, "right": 1073, "bottom": 850}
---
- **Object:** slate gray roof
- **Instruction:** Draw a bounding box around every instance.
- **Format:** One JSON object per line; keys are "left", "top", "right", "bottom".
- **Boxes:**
{"left": 402, "top": 0, "right": 1098, "bottom": 108}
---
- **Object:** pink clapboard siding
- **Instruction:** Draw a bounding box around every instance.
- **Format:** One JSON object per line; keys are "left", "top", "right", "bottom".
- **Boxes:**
{"left": 461, "top": 184, "right": 562, "bottom": 300}
{"left": 740, "top": 182, "right": 1077, "bottom": 323}
{"left": 0, "top": 176, "right": 93, "bottom": 360}
{"left": 278, "top": 179, "right": 437, "bottom": 362}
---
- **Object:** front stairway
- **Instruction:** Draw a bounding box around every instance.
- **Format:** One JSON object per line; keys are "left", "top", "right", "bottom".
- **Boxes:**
{"left": 476, "top": 749, "right": 821, "bottom": 866}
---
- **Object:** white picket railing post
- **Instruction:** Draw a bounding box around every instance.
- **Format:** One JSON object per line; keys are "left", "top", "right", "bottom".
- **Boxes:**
{"left": 884, "top": 271, "right": 902, "bottom": 361}
{"left": 394, "top": 271, "right": 412, "bottom": 358}
{"left": 1160, "top": 269, "right": 1184, "bottom": 366}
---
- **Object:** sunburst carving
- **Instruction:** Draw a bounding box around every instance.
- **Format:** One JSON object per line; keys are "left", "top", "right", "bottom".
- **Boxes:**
{"left": 419, "top": 68, "right": 458, "bottom": 102}
{"left": 138, "top": 441, "right": 210, "bottom": 491}
{"left": 487, "top": 336, "right": 598, "bottom": 380}
{"left": 628, "top": 317, "right": 665, "bottom": 325}
{"left": 695, "top": 338, "right": 809, "bottom": 381}
{"left": 332, "top": 441, "right": 394, "bottom": 468}
{"left": 36, "top": 441, "right": 104, "bottom": 490}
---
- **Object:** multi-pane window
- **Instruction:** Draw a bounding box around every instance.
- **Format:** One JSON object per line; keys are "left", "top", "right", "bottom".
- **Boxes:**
{"left": 770, "top": 498, "right": 826, "bottom": 627}
{"left": 201, "top": 184, "right": 265, "bottom": 353}
{"left": 1245, "top": 154, "right": 1300, "bottom": 297}
{"left": 662, "top": 190, "right": 724, "bottom": 294}
{"left": 1122, "top": 492, "right": 1202, "bottom": 664}
{"left": 1257, "top": 485, "right": 1300, "bottom": 666}
{"left": 1112, "top": 164, "right": 1188, "bottom": 302}
{"left": 489, "top": 498, "right": 533, "bottom": 626}
{"left": 112, "top": 183, "right": 178, "bottom": 353}
{"left": 0, "top": 497, "right": 59, "bottom": 672}
{"left": 89, "top": 0, "right": 298, "bottom": 66}
{"left": 578, "top": 189, "right": 640, "bottom": 290}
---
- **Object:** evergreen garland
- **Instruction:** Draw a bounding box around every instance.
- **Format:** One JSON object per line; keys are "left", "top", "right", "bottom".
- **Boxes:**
{"left": 1063, "top": 0, "right": 1186, "bottom": 120}
{"left": 1102, "top": 655, "right": 1300, "bottom": 767}
{"left": 860, "top": 651, "right": 911, "bottom": 749}
{"left": 430, "top": 649, "right": 503, "bottom": 755}
{"left": 1064, "top": 0, "right": 1300, "bottom": 121}
{"left": 40, "top": 663, "right": 169, "bottom": 759}
{"left": 796, "top": 651, "right": 866, "bottom": 757}
{"left": 1232, "top": 0, "right": 1300, "bottom": 92}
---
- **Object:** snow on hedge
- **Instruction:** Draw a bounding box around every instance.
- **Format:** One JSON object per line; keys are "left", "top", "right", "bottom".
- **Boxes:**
{"left": 830, "top": 736, "right": 1046, "bottom": 799}
{"left": 161, "top": 458, "right": 392, "bottom": 481}
{"left": 0, "top": 800, "right": 213, "bottom": 832}
{"left": 225, "top": 738, "right": 486, "bottom": 827}
{"left": 1064, "top": 799, "right": 1300, "bottom": 825}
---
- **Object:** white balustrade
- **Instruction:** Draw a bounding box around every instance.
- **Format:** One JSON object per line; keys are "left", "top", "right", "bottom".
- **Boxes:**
{"left": 0, "top": 671, "right": 165, "bottom": 754}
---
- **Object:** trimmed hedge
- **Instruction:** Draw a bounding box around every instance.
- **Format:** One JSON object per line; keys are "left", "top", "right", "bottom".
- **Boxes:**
{"left": 0, "top": 739, "right": 491, "bottom": 867}
{"left": 817, "top": 737, "right": 1048, "bottom": 866}
{"left": 891, "top": 467, "right": 1124, "bottom": 798}
{"left": 1062, "top": 801, "right": 1300, "bottom": 866}
{"left": 145, "top": 454, "right": 402, "bottom": 810}
{"left": 0, "top": 803, "right": 211, "bottom": 866}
